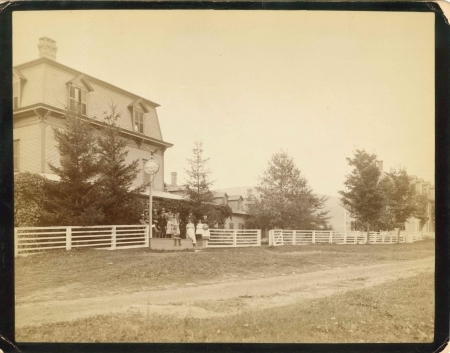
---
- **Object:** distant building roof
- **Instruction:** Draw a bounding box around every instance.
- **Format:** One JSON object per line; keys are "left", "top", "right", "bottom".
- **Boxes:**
{"left": 228, "top": 195, "right": 243, "bottom": 201}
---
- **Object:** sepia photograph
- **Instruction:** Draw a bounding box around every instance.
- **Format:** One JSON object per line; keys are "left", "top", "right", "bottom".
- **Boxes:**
{"left": 12, "top": 8, "right": 436, "bottom": 344}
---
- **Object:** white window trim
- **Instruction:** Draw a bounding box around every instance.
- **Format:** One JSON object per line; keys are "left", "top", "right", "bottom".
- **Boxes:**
{"left": 133, "top": 109, "right": 144, "bottom": 134}
{"left": 68, "top": 84, "right": 88, "bottom": 117}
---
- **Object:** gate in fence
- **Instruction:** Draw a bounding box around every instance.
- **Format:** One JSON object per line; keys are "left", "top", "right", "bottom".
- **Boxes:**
{"left": 206, "top": 229, "right": 261, "bottom": 248}
{"left": 268, "top": 229, "right": 423, "bottom": 246}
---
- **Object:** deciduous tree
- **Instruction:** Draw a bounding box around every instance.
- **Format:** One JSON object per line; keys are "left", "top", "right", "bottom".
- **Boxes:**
{"left": 339, "top": 150, "right": 385, "bottom": 242}
{"left": 14, "top": 172, "right": 47, "bottom": 227}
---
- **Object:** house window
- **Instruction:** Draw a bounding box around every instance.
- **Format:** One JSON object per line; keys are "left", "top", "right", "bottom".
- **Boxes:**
{"left": 13, "top": 81, "right": 20, "bottom": 109}
{"left": 69, "top": 85, "right": 87, "bottom": 116}
{"left": 142, "top": 159, "right": 150, "bottom": 185}
{"left": 238, "top": 200, "right": 243, "bottom": 210}
{"left": 229, "top": 222, "right": 234, "bottom": 229}
{"left": 14, "top": 140, "right": 20, "bottom": 172}
{"left": 238, "top": 223, "right": 244, "bottom": 229}
{"left": 133, "top": 110, "right": 144, "bottom": 133}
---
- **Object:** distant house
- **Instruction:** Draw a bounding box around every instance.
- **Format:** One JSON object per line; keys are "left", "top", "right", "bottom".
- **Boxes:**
{"left": 377, "top": 161, "right": 435, "bottom": 236}
{"left": 13, "top": 37, "right": 180, "bottom": 201}
{"left": 405, "top": 175, "right": 435, "bottom": 236}
{"left": 165, "top": 176, "right": 254, "bottom": 229}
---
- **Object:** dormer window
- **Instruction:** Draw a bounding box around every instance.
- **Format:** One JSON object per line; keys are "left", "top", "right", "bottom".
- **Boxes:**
{"left": 66, "top": 75, "right": 93, "bottom": 117}
{"left": 69, "top": 85, "right": 87, "bottom": 116}
{"left": 128, "top": 98, "right": 149, "bottom": 134}
{"left": 133, "top": 110, "right": 144, "bottom": 133}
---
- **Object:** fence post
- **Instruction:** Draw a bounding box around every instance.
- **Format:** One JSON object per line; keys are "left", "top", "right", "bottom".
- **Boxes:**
{"left": 257, "top": 230, "right": 261, "bottom": 246}
{"left": 390, "top": 233, "right": 393, "bottom": 243}
{"left": 354, "top": 233, "right": 357, "bottom": 244}
{"left": 14, "top": 228, "right": 19, "bottom": 257}
{"left": 111, "top": 226, "right": 116, "bottom": 250}
{"left": 312, "top": 231, "right": 316, "bottom": 244}
{"left": 66, "top": 227, "right": 72, "bottom": 250}
{"left": 329, "top": 231, "right": 333, "bottom": 244}
{"left": 293, "top": 230, "right": 297, "bottom": 245}
{"left": 233, "top": 230, "right": 237, "bottom": 247}
{"left": 344, "top": 231, "right": 347, "bottom": 244}
{"left": 145, "top": 225, "right": 150, "bottom": 247}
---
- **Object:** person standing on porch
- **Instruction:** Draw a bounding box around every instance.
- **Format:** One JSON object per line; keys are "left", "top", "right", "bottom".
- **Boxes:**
{"left": 186, "top": 221, "right": 197, "bottom": 246}
{"left": 201, "top": 214, "right": 211, "bottom": 240}
{"left": 171, "top": 212, "right": 181, "bottom": 246}
{"left": 158, "top": 208, "right": 167, "bottom": 238}
{"left": 152, "top": 209, "right": 159, "bottom": 238}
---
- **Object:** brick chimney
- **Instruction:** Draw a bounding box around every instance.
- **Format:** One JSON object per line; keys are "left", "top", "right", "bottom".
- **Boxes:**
{"left": 38, "top": 37, "right": 58, "bottom": 61}
{"left": 171, "top": 172, "right": 177, "bottom": 186}
{"left": 376, "top": 160, "right": 383, "bottom": 172}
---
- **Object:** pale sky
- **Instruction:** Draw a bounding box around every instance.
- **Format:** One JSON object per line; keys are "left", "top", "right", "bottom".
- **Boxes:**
{"left": 13, "top": 10, "right": 435, "bottom": 196}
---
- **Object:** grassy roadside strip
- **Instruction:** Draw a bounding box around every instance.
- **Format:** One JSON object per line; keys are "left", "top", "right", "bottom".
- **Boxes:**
{"left": 15, "top": 241, "right": 435, "bottom": 302}
{"left": 17, "top": 272, "right": 434, "bottom": 343}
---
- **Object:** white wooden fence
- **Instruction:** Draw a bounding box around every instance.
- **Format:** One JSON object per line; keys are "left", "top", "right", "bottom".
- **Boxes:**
{"left": 268, "top": 229, "right": 424, "bottom": 246}
{"left": 206, "top": 229, "right": 261, "bottom": 248}
{"left": 15, "top": 225, "right": 149, "bottom": 256}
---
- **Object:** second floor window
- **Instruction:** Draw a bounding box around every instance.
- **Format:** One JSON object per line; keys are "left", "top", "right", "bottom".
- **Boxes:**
{"left": 14, "top": 140, "right": 20, "bottom": 172}
{"left": 134, "top": 110, "right": 144, "bottom": 133}
{"left": 69, "top": 85, "right": 87, "bottom": 116}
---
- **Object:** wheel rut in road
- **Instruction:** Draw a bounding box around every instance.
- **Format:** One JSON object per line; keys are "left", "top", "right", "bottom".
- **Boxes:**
{"left": 16, "top": 257, "right": 434, "bottom": 327}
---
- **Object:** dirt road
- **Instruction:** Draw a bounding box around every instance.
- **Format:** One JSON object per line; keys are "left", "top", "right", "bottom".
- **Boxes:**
{"left": 16, "top": 257, "right": 434, "bottom": 327}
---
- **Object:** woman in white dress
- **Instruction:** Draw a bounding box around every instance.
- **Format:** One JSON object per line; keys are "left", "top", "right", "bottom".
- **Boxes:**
{"left": 186, "top": 222, "right": 196, "bottom": 246}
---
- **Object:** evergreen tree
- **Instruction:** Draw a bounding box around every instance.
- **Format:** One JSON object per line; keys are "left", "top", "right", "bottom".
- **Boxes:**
{"left": 44, "top": 111, "right": 104, "bottom": 225}
{"left": 96, "top": 105, "right": 144, "bottom": 224}
{"left": 185, "top": 141, "right": 215, "bottom": 207}
{"left": 250, "top": 151, "right": 330, "bottom": 230}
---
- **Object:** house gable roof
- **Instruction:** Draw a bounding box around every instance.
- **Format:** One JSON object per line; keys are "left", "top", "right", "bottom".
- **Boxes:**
{"left": 228, "top": 195, "right": 243, "bottom": 201}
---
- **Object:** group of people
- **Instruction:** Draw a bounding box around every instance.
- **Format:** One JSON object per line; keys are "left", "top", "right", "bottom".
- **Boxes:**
{"left": 139, "top": 208, "right": 215, "bottom": 247}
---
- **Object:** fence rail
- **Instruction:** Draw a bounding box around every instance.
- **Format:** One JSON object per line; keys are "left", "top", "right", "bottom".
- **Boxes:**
{"left": 207, "top": 229, "right": 261, "bottom": 248}
{"left": 268, "top": 229, "right": 424, "bottom": 246}
{"left": 15, "top": 225, "right": 149, "bottom": 256}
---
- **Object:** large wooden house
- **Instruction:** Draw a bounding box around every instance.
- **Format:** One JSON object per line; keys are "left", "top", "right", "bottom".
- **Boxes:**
{"left": 13, "top": 37, "right": 180, "bottom": 201}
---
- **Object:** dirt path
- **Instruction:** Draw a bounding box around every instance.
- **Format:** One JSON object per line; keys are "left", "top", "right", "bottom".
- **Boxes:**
{"left": 16, "top": 257, "right": 434, "bottom": 327}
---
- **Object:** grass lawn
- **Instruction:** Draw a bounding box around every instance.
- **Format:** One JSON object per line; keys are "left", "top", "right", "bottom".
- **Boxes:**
{"left": 15, "top": 241, "right": 435, "bottom": 302}
{"left": 17, "top": 272, "right": 434, "bottom": 343}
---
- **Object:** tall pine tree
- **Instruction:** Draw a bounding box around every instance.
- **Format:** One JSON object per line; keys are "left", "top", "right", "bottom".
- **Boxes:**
{"left": 44, "top": 111, "right": 104, "bottom": 225}
{"left": 96, "top": 105, "right": 144, "bottom": 224}
{"left": 249, "top": 151, "right": 329, "bottom": 230}
{"left": 185, "top": 141, "right": 215, "bottom": 208}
